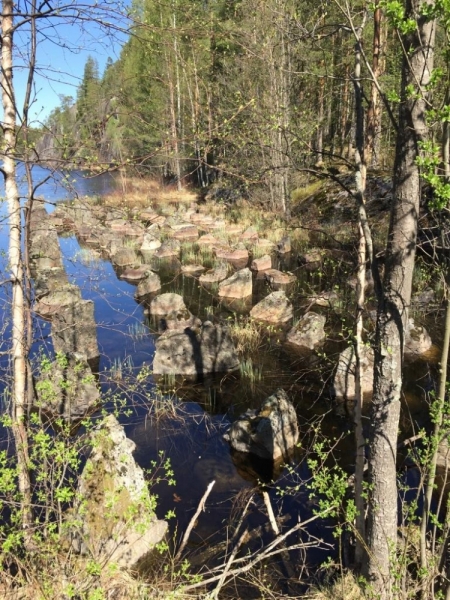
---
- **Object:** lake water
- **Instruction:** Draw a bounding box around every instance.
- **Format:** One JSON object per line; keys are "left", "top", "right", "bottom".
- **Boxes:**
{"left": 0, "top": 164, "right": 437, "bottom": 585}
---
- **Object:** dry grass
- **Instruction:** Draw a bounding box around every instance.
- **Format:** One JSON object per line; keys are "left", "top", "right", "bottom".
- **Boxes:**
{"left": 307, "top": 572, "right": 365, "bottom": 600}
{"left": 0, "top": 553, "right": 203, "bottom": 600}
{"left": 102, "top": 176, "right": 198, "bottom": 208}
{"left": 228, "top": 318, "right": 264, "bottom": 354}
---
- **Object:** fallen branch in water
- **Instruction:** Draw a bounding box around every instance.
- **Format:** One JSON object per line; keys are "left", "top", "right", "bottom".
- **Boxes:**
{"left": 174, "top": 480, "right": 215, "bottom": 562}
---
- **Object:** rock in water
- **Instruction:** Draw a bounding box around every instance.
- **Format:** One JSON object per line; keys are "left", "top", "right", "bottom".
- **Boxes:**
{"left": 224, "top": 389, "right": 298, "bottom": 460}
{"left": 52, "top": 300, "right": 99, "bottom": 364}
{"left": 250, "top": 290, "right": 293, "bottom": 324}
{"left": 71, "top": 415, "right": 167, "bottom": 570}
{"left": 153, "top": 321, "right": 239, "bottom": 377}
{"left": 34, "top": 352, "right": 100, "bottom": 421}
{"left": 332, "top": 344, "right": 374, "bottom": 401}
{"left": 286, "top": 312, "right": 326, "bottom": 350}
{"left": 218, "top": 268, "right": 253, "bottom": 299}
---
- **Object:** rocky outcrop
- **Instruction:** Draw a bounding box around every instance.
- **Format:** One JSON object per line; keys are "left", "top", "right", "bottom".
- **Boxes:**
{"left": 224, "top": 389, "right": 298, "bottom": 460}
{"left": 171, "top": 225, "right": 199, "bottom": 242}
{"left": 286, "top": 312, "right": 326, "bottom": 350}
{"left": 154, "top": 238, "right": 181, "bottom": 259}
{"left": 120, "top": 264, "right": 154, "bottom": 281}
{"left": 250, "top": 291, "right": 293, "bottom": 324}
{"left": 299, "top": 250, "right": 322, "bottom": 271}
{"left": 71, "top": 415, "right": 167, "bottom": 570}
{"left": 111, "top": 247, "right": 139, "bottom": 267}
{"left": 28, "top": 201, "right": 64, "bottom": 271}
{"left": 264, "top": 269, "right": 296, "bottom": 290}
{"left": 214, "top": 245, "right": 249, "bottom": 269}
{"left": 218, "top": 268, "right": 252, "bottom": 299}
{"left": 51, "top": 300, "right": 99, "bottom": 365}
{"left": 277, "top": 236, "right": 291, "bottom": 254}
{"left": 153, "top": 321, "right": 239, "bottom": 377}
{"left": 34, "top": 284, "right": 83, "bottom": 319}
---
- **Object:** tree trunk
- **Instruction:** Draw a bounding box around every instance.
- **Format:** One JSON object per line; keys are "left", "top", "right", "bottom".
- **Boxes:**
{"left": 365, "top": 2, "right": 436, "bottom": 596}
{"left": 352, "top": 12, "right": 368, "bottom": 570}
{"left": 366, "top": 4, "right": 385, "bottom": 168}
{"left": 1, "top": 0, "right": 33, "bottom": 546}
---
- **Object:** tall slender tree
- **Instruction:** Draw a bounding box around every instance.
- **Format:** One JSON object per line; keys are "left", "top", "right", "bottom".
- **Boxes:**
{"left": 365, "top": 2, "right": 436, "bottom": 596}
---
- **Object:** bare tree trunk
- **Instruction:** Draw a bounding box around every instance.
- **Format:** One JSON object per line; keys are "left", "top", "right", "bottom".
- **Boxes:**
{"left": 365, "top": 3, "right": 436, "bottom": 596}
{"left": 316, "top": 71, "right": 325, "bottom": 167}
{"left": 366, "top": 4, "right": 385, "bottom": 168}
{"left": 352, "top": 12, "right": 368, "bottom": 570}
{"left": 172, "top": 2, "right": 183, "bottom": 190}
{"left": 267, "top": 0, "right": 290, "bottom": 217}
{"left": 1, "top": 0, "right": 33, "bottom": 546}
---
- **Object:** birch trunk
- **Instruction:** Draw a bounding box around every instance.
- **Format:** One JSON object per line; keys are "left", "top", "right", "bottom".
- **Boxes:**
{"left": 1, "top": 0, "right": 33, "bottom": 544}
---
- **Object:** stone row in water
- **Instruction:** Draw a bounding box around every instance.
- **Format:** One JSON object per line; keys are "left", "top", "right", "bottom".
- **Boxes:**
{"left": 28, "top": 199, "right": 100, "bottom": 422}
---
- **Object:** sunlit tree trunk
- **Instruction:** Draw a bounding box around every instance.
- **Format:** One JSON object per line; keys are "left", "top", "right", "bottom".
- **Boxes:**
{"left": 366, "top": 3, "right": 385, "bottom": 168}
{"left": 1, "top": 0, "right": 33, "bottom": 545}
{"left": 365, "top": 3, "right": 436, "bottom": 596}
{"left": 352, "top": 12, "right": 368, "bottom": 570}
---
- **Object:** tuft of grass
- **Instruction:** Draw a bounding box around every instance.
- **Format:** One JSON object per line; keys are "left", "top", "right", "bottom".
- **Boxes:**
{"left": 74, "top": 248, "right": 101, "bottom": 266}
{"left": 127, "top": 321, "right": 149, "bottom": 340}
{"left": 249, "top": 242, "right": 272, "bottom": 259}
{"left": 110, "top": 355, "right": 134, "bottom": 381}
{"left": 228, "top": 318, "right": 264, "bottom": 354}
{"left": 180, "top": 242, "right": 199, "bottom": 265}
{"left": 308, "top": 572, "right": 364, "bottom": 600}
{"left": 239, "top": 357, "right": 263, "bottom": 386}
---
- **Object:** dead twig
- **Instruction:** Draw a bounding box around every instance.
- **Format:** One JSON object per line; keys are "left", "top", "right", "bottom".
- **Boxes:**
{"left": 174, "top": 480, "right": 215, "bottom": 562}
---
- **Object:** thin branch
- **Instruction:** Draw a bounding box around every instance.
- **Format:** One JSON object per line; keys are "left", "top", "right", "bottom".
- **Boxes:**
{"left": 174, "top": 480, "right": 215, "bottom": 562}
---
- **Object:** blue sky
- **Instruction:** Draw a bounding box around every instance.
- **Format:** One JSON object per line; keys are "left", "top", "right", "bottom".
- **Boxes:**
{"left": 11, "top": 3, "right": 130, "bottom": 125}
